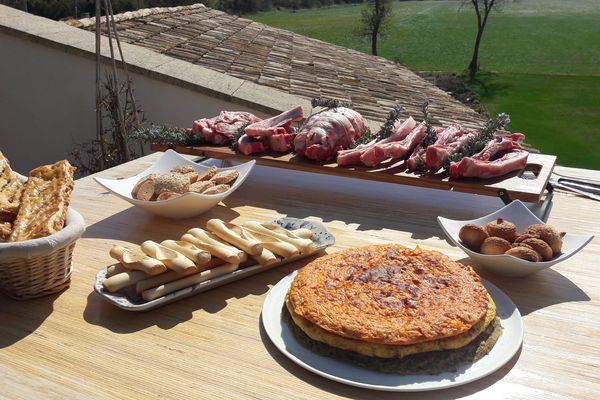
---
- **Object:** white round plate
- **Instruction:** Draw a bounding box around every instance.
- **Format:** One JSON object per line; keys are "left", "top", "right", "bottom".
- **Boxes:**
{"left": 261, "top": 271, "right": 523, "bottom": 392}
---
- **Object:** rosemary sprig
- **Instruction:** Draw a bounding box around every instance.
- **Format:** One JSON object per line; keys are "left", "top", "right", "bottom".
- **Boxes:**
{"left": 231, "top": 123, "right": 251, "bottom": 152}
{"left": 349, "top": 127, "right": 374, "bottom": 149}
{"left": 378, "top": 105, "right": 405, "bottom": 140}
{"left": 420, "top": 100, "right": 438, "bottom": 148}
{"left": 311, "top": 97, "right": 352, "bottom": 109}
{"left": 448, "top": 112, "right": 511, "bottom": 165}
{"left": 128, "top": 124, "right": 205, "bottom": 147}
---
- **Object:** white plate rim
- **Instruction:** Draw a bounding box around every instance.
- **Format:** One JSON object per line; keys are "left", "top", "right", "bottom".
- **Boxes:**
{"left": 261, "top": 271, "right": 523, "bottom": 392}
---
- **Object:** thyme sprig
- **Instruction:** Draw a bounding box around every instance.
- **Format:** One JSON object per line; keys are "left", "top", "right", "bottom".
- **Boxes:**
{"left": 378, "top": 105, "right": 405, "bottom": 140}
{"left": 129, "top": 124, "right": 205, "bottom": 147}
{"left": 231, "top": 123, "right": 251, "bottom": 152}
{"left": 448, "top": 112, "right": 511, "bottom": 165}
{"left": 420, "top": 100, "right": 438, "bottom": 148}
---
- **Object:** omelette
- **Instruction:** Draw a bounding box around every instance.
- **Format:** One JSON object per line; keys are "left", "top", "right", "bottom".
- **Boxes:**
{"left": 285, "top": 244, "right": 502, "bottom": 374}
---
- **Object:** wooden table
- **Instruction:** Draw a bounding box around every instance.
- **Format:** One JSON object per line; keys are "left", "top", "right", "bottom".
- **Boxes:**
{"left": 1, "top": 152, "right": 599, "bottom": 399}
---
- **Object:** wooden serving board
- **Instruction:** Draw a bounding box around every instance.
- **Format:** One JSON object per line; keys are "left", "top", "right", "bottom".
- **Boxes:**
{"left": 151, "top": 144, "right": 556, "bottom": 203}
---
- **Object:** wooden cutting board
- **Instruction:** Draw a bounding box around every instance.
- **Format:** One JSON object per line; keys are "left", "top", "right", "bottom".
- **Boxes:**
{"left": 150, "top": 144, "right": 556, "bottom": 203}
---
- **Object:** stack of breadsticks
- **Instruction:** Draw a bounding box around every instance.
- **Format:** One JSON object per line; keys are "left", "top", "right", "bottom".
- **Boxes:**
{"left": 102, "top": 219, "right": 316, "bottom": 302}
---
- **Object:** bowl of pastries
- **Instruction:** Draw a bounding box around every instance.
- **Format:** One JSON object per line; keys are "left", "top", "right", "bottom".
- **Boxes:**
{"left": 437, "top": 200, "right": 593, "bottom": 277}
{"left": 94, "top": 150, "right": 255, "bottom": 219}
{"left": 0, "top": 152, "right": 85, "bottom": 299}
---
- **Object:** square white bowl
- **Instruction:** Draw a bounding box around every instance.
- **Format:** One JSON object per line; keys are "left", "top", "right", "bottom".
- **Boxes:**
{"left": 94, "top": 150, "right": 255, "bottom": 219}
{"left": 437, "top": 200, "right": 594, "bottom": 277}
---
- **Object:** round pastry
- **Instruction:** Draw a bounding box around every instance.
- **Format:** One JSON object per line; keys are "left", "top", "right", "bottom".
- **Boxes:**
{"left": 480, "top": 237, "right": 512, "bottom": 255}
{"left": 484, "top": 218, "right": 517, "bottom": 242}
{"left": 523, "top": 224, "right": 563, "bottom": 256}
{"left": 514, "top": 233, "right": 540, "bottom": 244}
{"left": 287, "top": 245, "right": 490, "bottom": 346}
{"left": 459, "top": 224, "right": 489, "bottom": 251}
{"left": 505, "top": 246, "right": 540, "bottom": 262}
{"left": 519, "top": 238, "right": 553, "bottom": 261}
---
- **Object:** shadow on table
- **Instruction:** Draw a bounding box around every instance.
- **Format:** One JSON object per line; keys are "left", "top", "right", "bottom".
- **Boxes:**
{"left": 258, "top": 320, "right": 522, "bottom": 399}
{"left": 82, "top": 262, "right": 303, "bottom": 333}
{"left": 458, "top": 257, "right": 590, "bottom": 316}
{"left": 81, "top": 203, "right": 241, "bottom": 243}
{"left": 0, "top": 291, "right": 64, "bottom": 348}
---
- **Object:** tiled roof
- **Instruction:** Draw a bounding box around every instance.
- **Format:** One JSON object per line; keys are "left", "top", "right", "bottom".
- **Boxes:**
{"left": 78, "top": 4, "right": 486, "bottom": 128}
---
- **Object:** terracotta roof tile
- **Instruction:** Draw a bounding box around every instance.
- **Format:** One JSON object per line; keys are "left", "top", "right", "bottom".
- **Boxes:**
{"left": 79, "top": 3, "right": 486, "bottom": 128}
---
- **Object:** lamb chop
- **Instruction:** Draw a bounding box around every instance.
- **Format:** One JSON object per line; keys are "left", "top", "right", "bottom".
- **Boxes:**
{"left": 244, "top": 106, "right": 304, "bottom": 136}
{"left": 294, "top": 107, "right": 367, "bottom": 161}
{"left": 424, "top": 129, "right": 477, "bottom": 172}
{"left": 405, "top": 126, "right": 444, "bottom": 171}
{"left": 450, "top": 134, "right": 528, "bottom": 179}
{"left": 192, "top": 111, "right": 261, "bottom": 145}
{"left": 237, "top": 133, "right": 296, "bottom": 156}
{"left": 360, "top": 121, "right": 426, "bottom": 167}
{"left": 336, "top": 117, "right": 417, "bottom": 166}
{"left": 235, "top": 106, "right": 304, "bottom": 155}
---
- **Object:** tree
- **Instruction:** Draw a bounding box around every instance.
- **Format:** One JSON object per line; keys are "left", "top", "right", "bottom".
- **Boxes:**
{"left": 358, "top": 0, "right": 393, "bottom": 56}
{"left": 465, "top": 0, "right": 504, "bottom": 79}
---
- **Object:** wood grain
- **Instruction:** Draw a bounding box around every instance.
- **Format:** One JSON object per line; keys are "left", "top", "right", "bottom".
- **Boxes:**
{"left": 151, "top": 144, "right": 556, "bottom": 203}
{"left": 0, "top": 152, "right": 598, "bottom": 400}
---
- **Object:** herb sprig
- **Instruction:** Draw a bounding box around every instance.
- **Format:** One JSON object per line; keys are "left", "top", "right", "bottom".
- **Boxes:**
{"left": 448, "top": 112, "right": 511, "bottom": 164}
{"left": 231, "top": 123, "right": 251, "bottom": 152}
{"left": 378, "top": 105, "right": 405, "bottom": 140}
{"left": 129, "top": 125, "right": 205, "bottom": 147}
{"left": 420, "top": 100, "right": 438, "bottom": 148}
{"left": 311, "top": 97, "right": 352, "bottom": 109}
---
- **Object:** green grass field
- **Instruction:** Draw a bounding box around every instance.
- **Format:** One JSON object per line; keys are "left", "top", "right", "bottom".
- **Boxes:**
{"left": 248, "top": 0, "right": 600, "bottom": 169}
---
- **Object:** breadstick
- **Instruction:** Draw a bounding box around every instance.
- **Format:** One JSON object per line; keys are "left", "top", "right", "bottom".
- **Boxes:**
{"left": 181, "top": 233, "right": 240, "bottom": 264}
{"left": 105, "top": 263, "right": 127, "bottom": 278}
{"left": 252, "top": 248, "right": 278, "bottom": 267}
{"left": 207, "top": 219, "right": 263, "bottom": 256}
{"left": 109, "top": 245, "right": 167, "bottom": 276}
{"left": 184, "top": 228, "right": 246, "bottom": 263}
{"left": 103, "top": 270, "right": 148, "bottom": 293}
{"left": 142, "top": 263, "right": 238, "bottom": 301}
{"left": 160, "top": 240, "right": 211, "bottom": 265}
{"left": 246, "top": 229, "right": 299, "bottom": 259}
{"left": 140, "top": 241, "right": 197, "bottom": 274}
{"left": 292, "top": 228, "right": 314, "bottom": 240}
{"left": 135, "top": 258, "right": 226, "bottom": 294}
{"left": 243, "top": 222, "right": 316, "bottom": 253}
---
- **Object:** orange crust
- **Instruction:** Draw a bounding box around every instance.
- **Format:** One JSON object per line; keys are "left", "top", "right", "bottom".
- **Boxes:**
{"left": 287, "top": 244, "right": 489, "bottom": 345}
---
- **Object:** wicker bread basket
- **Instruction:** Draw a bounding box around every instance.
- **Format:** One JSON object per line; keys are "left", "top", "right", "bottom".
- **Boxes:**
{"left": 0, "top": 173, "right": 85, "bottom": 300}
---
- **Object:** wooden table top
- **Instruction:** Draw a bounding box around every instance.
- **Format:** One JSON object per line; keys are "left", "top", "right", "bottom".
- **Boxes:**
{"left": 1, "top": 152, "right": 599, "bottom": 399}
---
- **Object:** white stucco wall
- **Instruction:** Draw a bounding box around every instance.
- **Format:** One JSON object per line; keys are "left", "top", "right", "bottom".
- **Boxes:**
{"left": 0, "top": 33, "right": 270, "bottom": 174}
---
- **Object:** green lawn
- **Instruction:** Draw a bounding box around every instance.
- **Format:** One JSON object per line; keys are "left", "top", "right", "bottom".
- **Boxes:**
{"left": 248, "top": 0, "right": 600, "bottom": 169}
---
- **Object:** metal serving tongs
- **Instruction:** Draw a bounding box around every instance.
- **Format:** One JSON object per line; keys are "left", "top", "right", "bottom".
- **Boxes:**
{"left": 549, "top": 174, "right": 600, "bottom": 201}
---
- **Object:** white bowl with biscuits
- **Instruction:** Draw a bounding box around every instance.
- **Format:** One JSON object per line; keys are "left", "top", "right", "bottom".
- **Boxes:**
{"left": 94, "top": 150, "right": 255, "bottom": 219}
{"left": 437, "top": 200, "right": 594, "bottom": 277}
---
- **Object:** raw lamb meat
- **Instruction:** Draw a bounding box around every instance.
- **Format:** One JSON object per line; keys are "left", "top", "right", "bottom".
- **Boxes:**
{"left": 424, "top": 129, "right": 477, "bottom": 172}
{"left": 192, "top": 111, "right": 261, "bottom": 145}
{"left": 244, "top": 106, "right": 304, "bottom": 137}
{"left": 360, "top": 122, "right": 426, "bottom": 167}
{"left": 450, "top": 134, "right": 528, "bottom": 179}
{"left": 294, "top": 107, "right": 367, "bottom": 161}
{"left": 405, "top": 126, "right": 444, "bottom": 171}
{"left": 336, "top": 117, "right": 417, "bottom": 166}
{"left": 237, "top": 133, "right": 295, "bottom": 155}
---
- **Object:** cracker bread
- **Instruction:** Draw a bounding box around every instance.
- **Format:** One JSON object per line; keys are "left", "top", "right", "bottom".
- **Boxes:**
{"left": 9, "top": 160, "right": 75, "bottom": 241}
{"left": 0, "top": 151, "right": 24, "bottom": 222}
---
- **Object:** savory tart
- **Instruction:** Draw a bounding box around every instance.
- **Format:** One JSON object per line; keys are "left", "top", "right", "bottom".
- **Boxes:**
{"left": 285, "top": 244, "right": 501, "bottom": 373}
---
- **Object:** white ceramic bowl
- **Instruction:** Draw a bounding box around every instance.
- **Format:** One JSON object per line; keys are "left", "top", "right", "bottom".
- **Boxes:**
{"left": 94, "top": 150, "right": 255, "bottom": 219}
{"left": 437, "top": 200, "right": 594, "bottom": 277}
